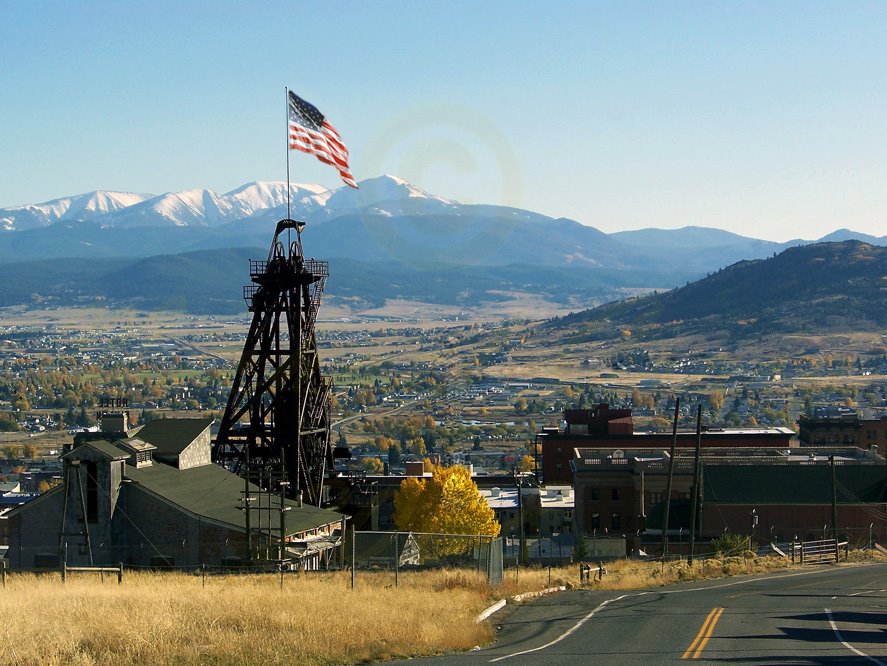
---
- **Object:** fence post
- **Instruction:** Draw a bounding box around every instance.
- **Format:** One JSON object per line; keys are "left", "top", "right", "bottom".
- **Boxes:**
{"left": 394, "top": 532, "right": 399, "bottom": 588}
{"left": 350, "top": 525, "right": 355, "bottom": 591}
{"left": 117, "top": 563, "right": 123, "bottom": 585}
{"left": 61, "top": 562, "right": 66, "bottom": 584}
{"left": 202, "top": 563, "right": 206, "bottom": 588}
{"left": 2, "top": 559, "right": 6, "bottom": 589}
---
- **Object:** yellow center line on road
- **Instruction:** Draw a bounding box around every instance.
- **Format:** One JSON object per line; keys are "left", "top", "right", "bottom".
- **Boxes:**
{"left": 682, "top": 607, "right": 725, "bottom": 660}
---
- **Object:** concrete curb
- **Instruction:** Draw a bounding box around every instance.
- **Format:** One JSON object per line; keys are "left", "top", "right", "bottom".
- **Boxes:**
{"left": 476, "top": 598, "right": 507, "bottom": 623}
{"left": 512, "top": 585, "right": 567, "bottom": 603}
{"left": 476, "top": 586, "right": 568, "bottom": 623}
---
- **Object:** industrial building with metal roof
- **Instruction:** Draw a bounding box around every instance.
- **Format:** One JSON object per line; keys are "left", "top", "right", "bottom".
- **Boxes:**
{"left": 6, "top": 414, "right": 346, "bottom": 570}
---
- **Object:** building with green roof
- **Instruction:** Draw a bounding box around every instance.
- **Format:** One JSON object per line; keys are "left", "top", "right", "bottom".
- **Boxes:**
{"left": 7, "top": 414, "right": 346, "bottom": 570}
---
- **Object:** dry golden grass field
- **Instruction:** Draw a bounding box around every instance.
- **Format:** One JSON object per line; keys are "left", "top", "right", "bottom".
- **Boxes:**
{"left": 4, "top": 553, "right": 882, "bottom": 666}
{"left": 0, "top": 569, "right": 493, "bottom": 666}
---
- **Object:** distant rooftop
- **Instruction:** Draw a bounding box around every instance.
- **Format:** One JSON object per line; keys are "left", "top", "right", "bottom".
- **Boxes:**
{"left": 573, "top": 445, "right": 882, "bottom": 472}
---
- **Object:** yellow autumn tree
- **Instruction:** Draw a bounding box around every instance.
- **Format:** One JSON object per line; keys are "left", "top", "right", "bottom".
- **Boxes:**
{"left": 518, "top": 454, "right": 536, "bottom": 472}
{"left": 394, "top": 465, "right": 500, "bottom": 542}
{"left": 362, "top": 457, "right": 384, "bottom": 474}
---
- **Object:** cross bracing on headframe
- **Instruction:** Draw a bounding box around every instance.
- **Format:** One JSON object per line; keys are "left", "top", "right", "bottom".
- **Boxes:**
{"left": 212, "top": 219, "right": 333, "bottom": 507}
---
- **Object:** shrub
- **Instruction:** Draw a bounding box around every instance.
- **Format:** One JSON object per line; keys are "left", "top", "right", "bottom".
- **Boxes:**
{"left": 711, "top": 532, "right": 750, "bottom": 556}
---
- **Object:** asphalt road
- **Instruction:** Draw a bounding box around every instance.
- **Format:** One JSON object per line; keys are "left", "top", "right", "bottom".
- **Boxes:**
{"left": 391, "top": 563, "right": 887, "bottom": 665}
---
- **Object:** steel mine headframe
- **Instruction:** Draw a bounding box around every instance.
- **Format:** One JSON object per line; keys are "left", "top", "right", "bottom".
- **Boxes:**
{"left": 212, "top": 219, "right": 333, "bottom": 506}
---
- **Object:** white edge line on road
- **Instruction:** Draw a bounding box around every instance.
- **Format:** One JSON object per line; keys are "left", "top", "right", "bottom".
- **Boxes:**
{"left": 487, "top": 593, "right": 645, "bottom": 662}
{"left": 824, "top": 607, "right": 886, "bottom": 665}
{"left": 833, "top": 589, "right": 879, "bottom": 600}
{"left": 488, "top": 564, "right": 887, "bottom": 662}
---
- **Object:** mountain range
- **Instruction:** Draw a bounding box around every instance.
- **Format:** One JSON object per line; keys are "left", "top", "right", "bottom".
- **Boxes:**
{"left": 0, "top": 175, "right": 884, "bottom": 314}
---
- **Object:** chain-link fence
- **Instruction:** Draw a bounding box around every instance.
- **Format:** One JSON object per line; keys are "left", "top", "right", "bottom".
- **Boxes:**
{"left": 349, "top": 531, "right": 502, "bottom": 584}
{"left": 2, "top": 540, "right": 344, "bottom": 573}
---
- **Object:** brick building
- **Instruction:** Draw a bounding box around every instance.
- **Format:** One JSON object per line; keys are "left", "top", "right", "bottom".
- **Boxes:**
{"left": 799, "top": 409, "right": 887, "bottom": 453}
{"left": 6, "top": 416, "right": 345, "bottom": 570}
{"left": 571, "top": 445, "right": 887, "bottom": 555}
{"left": 540, "top": 404, "right": 795, "bottom": 484}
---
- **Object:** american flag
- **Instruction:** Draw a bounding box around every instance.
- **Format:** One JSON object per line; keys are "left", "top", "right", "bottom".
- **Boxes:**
{"left": 288, "top": 91, "right": 357, "bottom": 189}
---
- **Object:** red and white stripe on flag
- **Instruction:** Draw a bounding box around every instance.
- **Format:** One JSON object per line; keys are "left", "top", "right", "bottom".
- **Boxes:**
{"left": 289, "top": 119, "right": 357, "bottom": 189}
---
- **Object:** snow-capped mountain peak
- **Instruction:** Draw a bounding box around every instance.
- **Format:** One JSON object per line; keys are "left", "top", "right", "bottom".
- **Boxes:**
{"left": 0, "top": 175, "right": 454, "bottom": 231}
{"left": 318, "top": 174, "right": 454, "bottom": 219}
{"left": 223, "top": 181, "right": 331, "bottom": 217}
{"left": 147, "top": 188, "right": 228, "bottom": 226}
{"left": 0, "top": 190, "right": 155, "bottom": 231}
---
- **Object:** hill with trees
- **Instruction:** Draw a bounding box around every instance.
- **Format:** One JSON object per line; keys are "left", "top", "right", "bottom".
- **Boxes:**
{"left": 546, "top": 241, "right": 887, "bottom": 339}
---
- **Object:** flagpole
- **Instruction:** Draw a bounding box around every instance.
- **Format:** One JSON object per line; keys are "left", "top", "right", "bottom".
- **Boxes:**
{"left": 285, "top": 86, "right": 292, "bottom": 222}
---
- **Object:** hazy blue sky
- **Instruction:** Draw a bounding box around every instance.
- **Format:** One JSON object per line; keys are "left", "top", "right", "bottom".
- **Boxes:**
{"left": 3, "top": 1, "right": 886, "bottom": 241}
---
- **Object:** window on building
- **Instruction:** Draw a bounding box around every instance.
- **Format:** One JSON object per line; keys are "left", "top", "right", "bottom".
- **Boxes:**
{"left": 611, "top": 513, "right": 621, "bottom": 530}
{"left": 611, "top": 488, "right": 620, "bottom": 501}
{"left": 590, "top": 489, "right": 599, "bottom": 501}
{"left": 678, "top": 492, "right": 690, "bottom": 501}
{"left": 591, "top": 513, "right": 600, "bottom": 529}
{"left": 649, "top": 492, "right": 664, "bottom": 506}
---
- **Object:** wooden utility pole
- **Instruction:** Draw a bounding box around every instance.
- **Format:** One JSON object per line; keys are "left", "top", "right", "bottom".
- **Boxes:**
{"left": 688, "top": 405, "right": 702, "bottom": 565}
{"left": 830, "top": 455, "right": 838, "bottom": 541}
{"left": 660, "top": 398, "right": 680, "bottom": 559}
{"left": 517, "top": 474, "right": 525, "bottom": 565}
